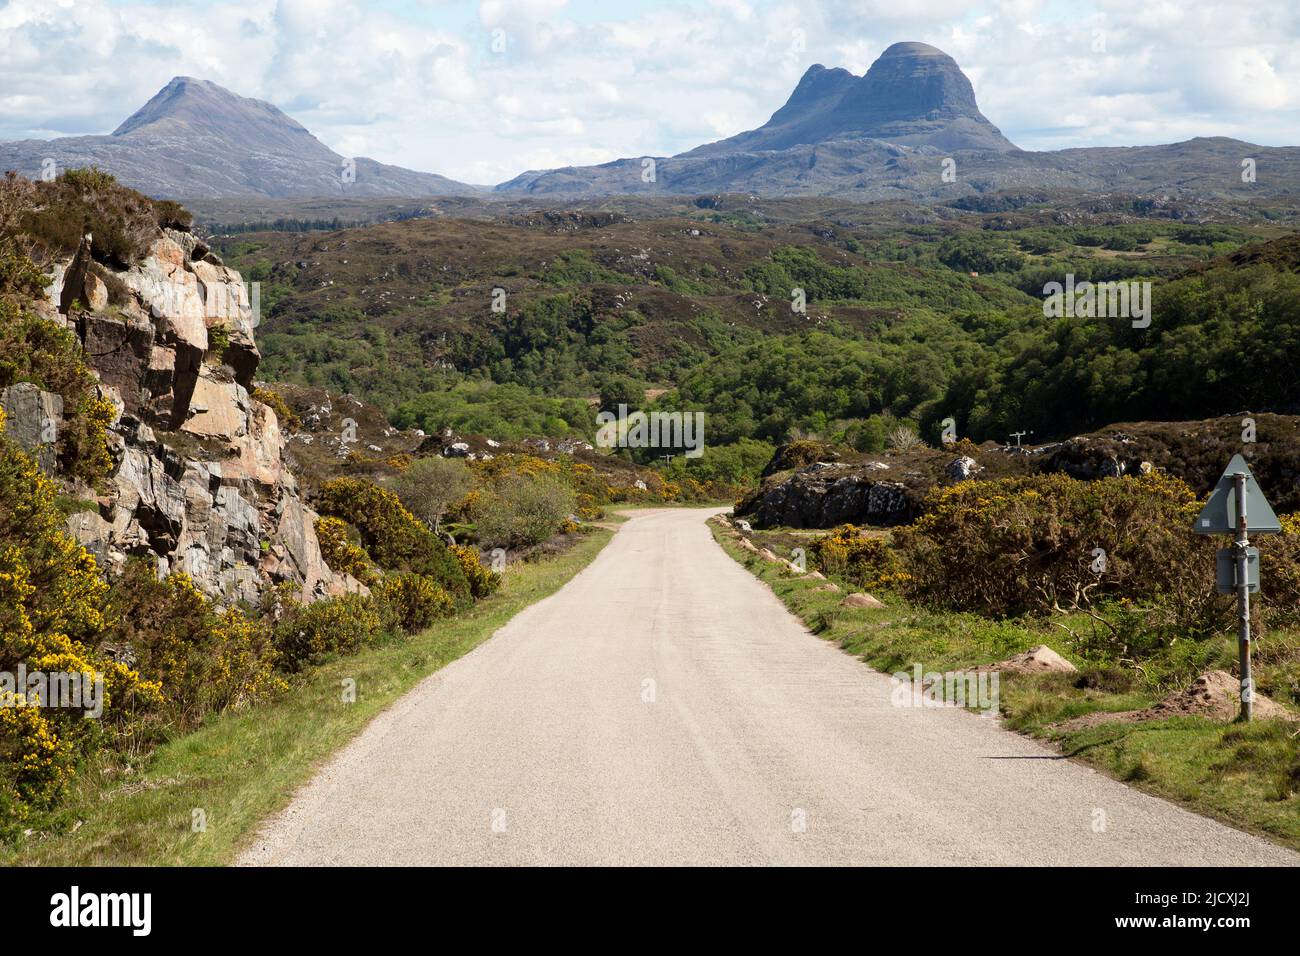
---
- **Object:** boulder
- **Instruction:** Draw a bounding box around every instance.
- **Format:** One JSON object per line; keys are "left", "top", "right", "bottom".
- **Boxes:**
{"left": 945, "top": 455, "right": 980, "bottom": 481}
{"left": 841, "top": 592, "right": 885, "bottom": 609}
{"left": 984, "top": 645, "right": 1077, "bottom": 674}
{"left": 83, "top": 271, "right": 109, "bottom": 311}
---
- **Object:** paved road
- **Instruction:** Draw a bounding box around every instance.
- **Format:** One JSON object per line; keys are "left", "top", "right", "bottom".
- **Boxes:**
{"left": 241, "top": 508, "right": 1297, "bottom": 866}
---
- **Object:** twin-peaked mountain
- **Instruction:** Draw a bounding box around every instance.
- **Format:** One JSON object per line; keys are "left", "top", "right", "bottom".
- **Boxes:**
{"left": 682, "top": 42, "right": 1015, "bottom": 157}
{"left": 3, "top": 43, "right": 1298, "bottom": 202}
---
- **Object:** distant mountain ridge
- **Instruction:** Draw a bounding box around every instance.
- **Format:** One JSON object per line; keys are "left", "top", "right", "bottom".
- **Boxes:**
{"left": 0, "top": 77, "right": 478, "bottom": 200}
{"left": 4, "top": 45, "right": 1299, "bottom": 204}
{"left": 496, "top": 42, "right": 1300, "bottom": 201}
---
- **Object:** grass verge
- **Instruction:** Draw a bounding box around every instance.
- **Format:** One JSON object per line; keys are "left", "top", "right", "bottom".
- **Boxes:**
{"left": 710, "top": 520, "right": 1300, "bottom": 852}
{"left": 4, "top": 528, "right": 614, "bottom": 866}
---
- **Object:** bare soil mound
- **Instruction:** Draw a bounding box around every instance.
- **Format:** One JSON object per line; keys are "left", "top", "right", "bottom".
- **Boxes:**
{"left": 1059, "top": 670, "right": 1296, "bottom": 730}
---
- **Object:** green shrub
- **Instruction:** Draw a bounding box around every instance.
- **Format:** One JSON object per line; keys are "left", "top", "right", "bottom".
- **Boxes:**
{"left": 108, "top": 563, "right": 285, "bottom": 732}
{"left": 0, "top": 237, "right": 49, "bottom": 301}
{"left": 314, "top": 516, "right": 377, "bottom": 585}
{"left": 316, "top": 478, "right": 469, "bottom": 598}
{"left": 471, "top": 472, "right": 576, "bottom": 549}
{"left": 374, "top": 573, "right": 454, "bottom": 634}
{"left": 809, "top": 525, "right": 904, "bottom": 588}
{"left": 267, "top": 590, "right": 384, "bottom": 672}
{"left": 252, "top": 387, "right": 302, "bottom": 431}
{"left": 0, "top": 296, "right": 115, "bottom": 485}
{"left": 392, "top": 456, "right": 472, "bottom": 533}
{"left": 892, "top": 472, "right": 1228, "bottom": 646}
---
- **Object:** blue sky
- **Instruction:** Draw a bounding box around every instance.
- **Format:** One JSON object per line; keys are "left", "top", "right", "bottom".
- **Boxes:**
{"left": 1, "top": 0, "right": 1296, "bottom": 184}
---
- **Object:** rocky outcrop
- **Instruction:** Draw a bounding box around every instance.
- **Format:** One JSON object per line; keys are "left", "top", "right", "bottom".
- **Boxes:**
{"left": 0, "top": 383, "right": 63, "bottom": 473}
{"left": 44, "top": 227, "right": 355, "bottom": 605}
{"left": 739, "top": 467, "right": 922, "bottom": 528}
{"left": 739, "top": 414, "right": 1300, "bottom": 529}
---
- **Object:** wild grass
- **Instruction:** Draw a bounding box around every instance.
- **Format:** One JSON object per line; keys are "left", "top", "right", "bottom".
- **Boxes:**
{"left": 3, "top": 529, "right": 613, "bottom": 866}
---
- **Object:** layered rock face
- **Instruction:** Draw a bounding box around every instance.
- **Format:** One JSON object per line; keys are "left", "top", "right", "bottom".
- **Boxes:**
{"left": 34, "top": 229, "right": 358, "bottom": 605}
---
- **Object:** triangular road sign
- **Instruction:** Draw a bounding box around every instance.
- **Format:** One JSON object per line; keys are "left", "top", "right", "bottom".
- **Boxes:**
{"left": 1193, "top": 454, "right": 1282, "bottom": 535}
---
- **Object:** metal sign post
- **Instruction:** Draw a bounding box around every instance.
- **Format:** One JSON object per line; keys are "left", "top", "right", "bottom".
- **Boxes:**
{"left": 1194, "top": 454, "right": 1280, "bottom": 722}
{"left": 1232, "top": 472, "right": 1252, "bottom": 721}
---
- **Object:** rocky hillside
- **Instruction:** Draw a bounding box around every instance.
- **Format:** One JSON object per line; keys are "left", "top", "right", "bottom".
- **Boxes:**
{"left": 0, "top": 193, "right": 362, "bottom": 605}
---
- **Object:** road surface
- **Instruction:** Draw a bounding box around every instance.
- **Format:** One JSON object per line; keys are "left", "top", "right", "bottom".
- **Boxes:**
{"left": 240, "top": 508, "right": 1297, "bottom": 866}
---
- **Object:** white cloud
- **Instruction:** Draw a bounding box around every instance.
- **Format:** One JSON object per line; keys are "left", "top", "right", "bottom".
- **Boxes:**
{"left": 0, "top": 0, "right": 1296, "bottom": 183}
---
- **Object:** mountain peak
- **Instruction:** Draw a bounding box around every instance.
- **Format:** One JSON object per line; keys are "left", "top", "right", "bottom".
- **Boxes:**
{"left": 112, "top": 77, "right": 316, "bottom": 151}
{"left": 682, "top": 40, "right": 1014, "bottom": 158}
{"left": 878, "top": 41, "right": 948, "bottom": 57}
{"left": 0, "top": 76, "right": 476, "bottom": 199}
{"left": 827, "top": 39, "right": 1010, "bottom": 150}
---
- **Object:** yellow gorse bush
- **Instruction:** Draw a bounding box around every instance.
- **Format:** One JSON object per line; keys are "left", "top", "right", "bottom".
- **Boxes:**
{"left": 374, "top": 573, "right": 454, "bottom": 634}
{"left": 449, "top": 544, "right": 501, "bottom": 599}
{"left": 0, "top": 423, "right": 159, "bottom": 829}
{"left": 314, "top": 516, "right": 377, "bottom": 585}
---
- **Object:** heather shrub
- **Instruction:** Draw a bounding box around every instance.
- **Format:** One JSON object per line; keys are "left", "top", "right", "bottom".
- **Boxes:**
{"left": 10, "top": 167, "right": 166, "bottom": 268}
